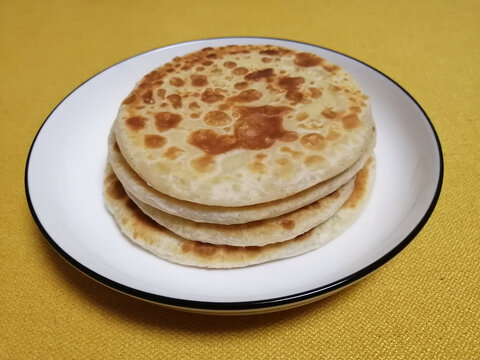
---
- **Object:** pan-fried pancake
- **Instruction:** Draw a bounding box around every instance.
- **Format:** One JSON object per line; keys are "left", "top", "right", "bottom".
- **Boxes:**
{"left": 104, "top": 158, "right": 375, "bottom": 268}
{"left": 108, "top": 130, "right": 375, "bottom": 224}
{"left": 127, "top": 178, "right": 354, "bottom": 246}
{"left": 114, "top": 45, "right": 374, "bottom": 206}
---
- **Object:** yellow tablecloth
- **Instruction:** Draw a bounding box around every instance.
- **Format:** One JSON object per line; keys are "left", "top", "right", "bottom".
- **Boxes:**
{"left": 1, "top": 0, "right": 479, "bottom": 358}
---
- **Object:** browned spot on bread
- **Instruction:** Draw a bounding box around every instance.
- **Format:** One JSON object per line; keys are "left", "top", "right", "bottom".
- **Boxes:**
{"left": 280, "top": 132, "right": 299, "bottom": 142}
{"left": 279, "top": 76, "right": 305, "bottom": 102}
{"left": 201, "top": 89, "right": 225, "bottom": 103}
{"left": 233, "top": 67, "right": 248, "bottom": 75}
{"left": 245, "top": 68, "right": 274, "bottom": 81}
{"left": 259, "top": 49, "right": 279, "bottom": 56}
{"left": 204, "top": 111, "right": 231, "bottom": 126}
{"left": 323, "top": 64, "right": 340, "bottom": 73}
{"left": 330, "top": 85, "right": 342, "bottom": 92}
{"left": 191, "top": 74, "right": 208, "bottom": 87}
{"left": 181, "top": 240, "right": 202, "bottom": 254}
{"left": 202, "top": 60, "right": 213, "bottom": 66}
{"left": 104, "top": 173, "right": 116, "bottom": 185}
{"left": 223, "top": 61, "right": 236, "bottom": 68}
{"left": 236, "top": 104, "right": 291, "bottom": 116}
{"left": 196, "top": 66, "right": 204, "bottom": 72}
{"left": 163, "top": 146, "right": 185, "bottom": 160}
{"left": 144, "top": 134, "right": 166, "bottom": 148}
{"left": 181, "top": 240, "right": 262, "bottom": 258}
{"left": 166, "top": 94, "right": 182, "bottom": 109}
{"left": 235, "top": 106, "right": 297, "bottom": 150}
{"left": 154, "top": 112, "right": 182, "bottom": 131}
{"left": 280, "top": 219, "right": 295, "bottom": 230}
{"left": 300, "top": 133, "right": 327, "bottom": 151}
{"left": 122, "top": 93, "right": 136, "bottom": 105}
{"left": 182, "top": 241, "right": 218, "bottom": 256}
{"left": 139, "top": 70, "right": 163, "bottom": 87}
{"left": 261, "top": 57, "right": 272, "bottom": 63}
{"left": 294, "top": 52, "right": 323, "bottom": 67}
{"left": 349, "top": 105, "right": 361, "bottom": 114}
{"left": 206, "top": 53, "right": 218, "bottom": 59}
{"left": 297, "top": 124, "right": 315, "bottom": 130}
{"left": 106, "top": 180, "right": 126, "bottom": 200}
{"left": 142, "top": 90, "right": 154, "bottom": 104}
{"left": 188, "top": 129, "right": 238, "bottom": 155}
{"left": 296, "top": 112, "right": 308, "bottom": 121}
{"left": 126, "top": 116, "right": 147, "bottom": 130}
{"left": 234, "top": 82, "right": 249, "bottom": 90}
{"left": 304, "top": 155, "right": 327, "bottom": 169}
{"left": 255, "top": 153, "right": 268, "bottom": 160}
{"left": 188, "top": 101, "right": 200, "bottom": 109}
{"left": 276, "top": 157, "right": 290, "bottom": 166}
{"left": 157, "top": 89, "right": 166, "bottom": 99}
{"left": 309, "top": 87, "right": 322, "bottom": 98}
{"left": 248, "top": 161, "right": 267, "bottom": 174}
{"left": 228, "top": 89, "right": 263, "bottom": 103}
{"left": 342, "top": 113, "right": 361, "bottom": 129}
{"left": 343, "top": 161, "right": 370, "bottom": 209}
{"left": 217, "top": 103, "right": 232, "bottom": 111}
{"left": 326, "top": 130, "right": 341, "bottom": 140}
{"left": 322, "top": 108, "right": 337, "bottom": 119}
{"left": 191, "top": 155, "right": 216, "bottom": 173}
{"left": 169, "top": 77, "right": 185, "bottom": 87}
{"left": 191, "top": 113, "right": 201, "bottom": 119}
{"left": 281, "top": 146, "right": 303, "bottom": 158}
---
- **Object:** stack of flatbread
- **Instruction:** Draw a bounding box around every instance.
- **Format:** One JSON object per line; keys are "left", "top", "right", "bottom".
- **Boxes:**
{"left": 104, "top": 45, "right": 376, "bottom": 268}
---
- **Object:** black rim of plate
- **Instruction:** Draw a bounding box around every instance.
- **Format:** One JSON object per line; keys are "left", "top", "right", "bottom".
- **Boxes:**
{"left": 25, "top": 37, "right": 444, "bottom": 312}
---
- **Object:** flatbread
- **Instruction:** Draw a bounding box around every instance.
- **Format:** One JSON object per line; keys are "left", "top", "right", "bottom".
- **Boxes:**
{"left": 108, "top": 130, "right": 375, "bottom": 224}
{"left": 103, "top": 158, "right": 375, "bottom": 268}
{"left": 127, "top": 178, "right": 354, "bottom": 246}
{"left": 114, "top": 44, "right": 374, "bottom": 206}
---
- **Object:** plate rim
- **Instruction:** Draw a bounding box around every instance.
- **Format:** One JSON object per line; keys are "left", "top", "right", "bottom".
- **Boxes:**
{"left": 24, "top": 36, "right": 444, "bottom": 313}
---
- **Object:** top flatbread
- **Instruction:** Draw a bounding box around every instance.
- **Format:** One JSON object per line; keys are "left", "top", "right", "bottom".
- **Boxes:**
{"left": 114, "top": 45, "right": 374, "bottom": 206}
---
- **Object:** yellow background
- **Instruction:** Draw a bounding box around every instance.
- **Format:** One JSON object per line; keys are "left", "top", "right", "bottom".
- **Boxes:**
{"left": 1, "top": 0, "right": 479, "bottom": 358}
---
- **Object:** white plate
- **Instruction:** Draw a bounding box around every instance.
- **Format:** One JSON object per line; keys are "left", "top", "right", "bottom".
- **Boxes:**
{"left": 25, "top": 37, "right": 443, "bottom": 315}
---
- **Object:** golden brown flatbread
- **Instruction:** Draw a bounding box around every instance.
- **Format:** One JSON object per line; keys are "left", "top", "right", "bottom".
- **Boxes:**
{"left": 113, "top": 45, "right": 374, "bottom": 206}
